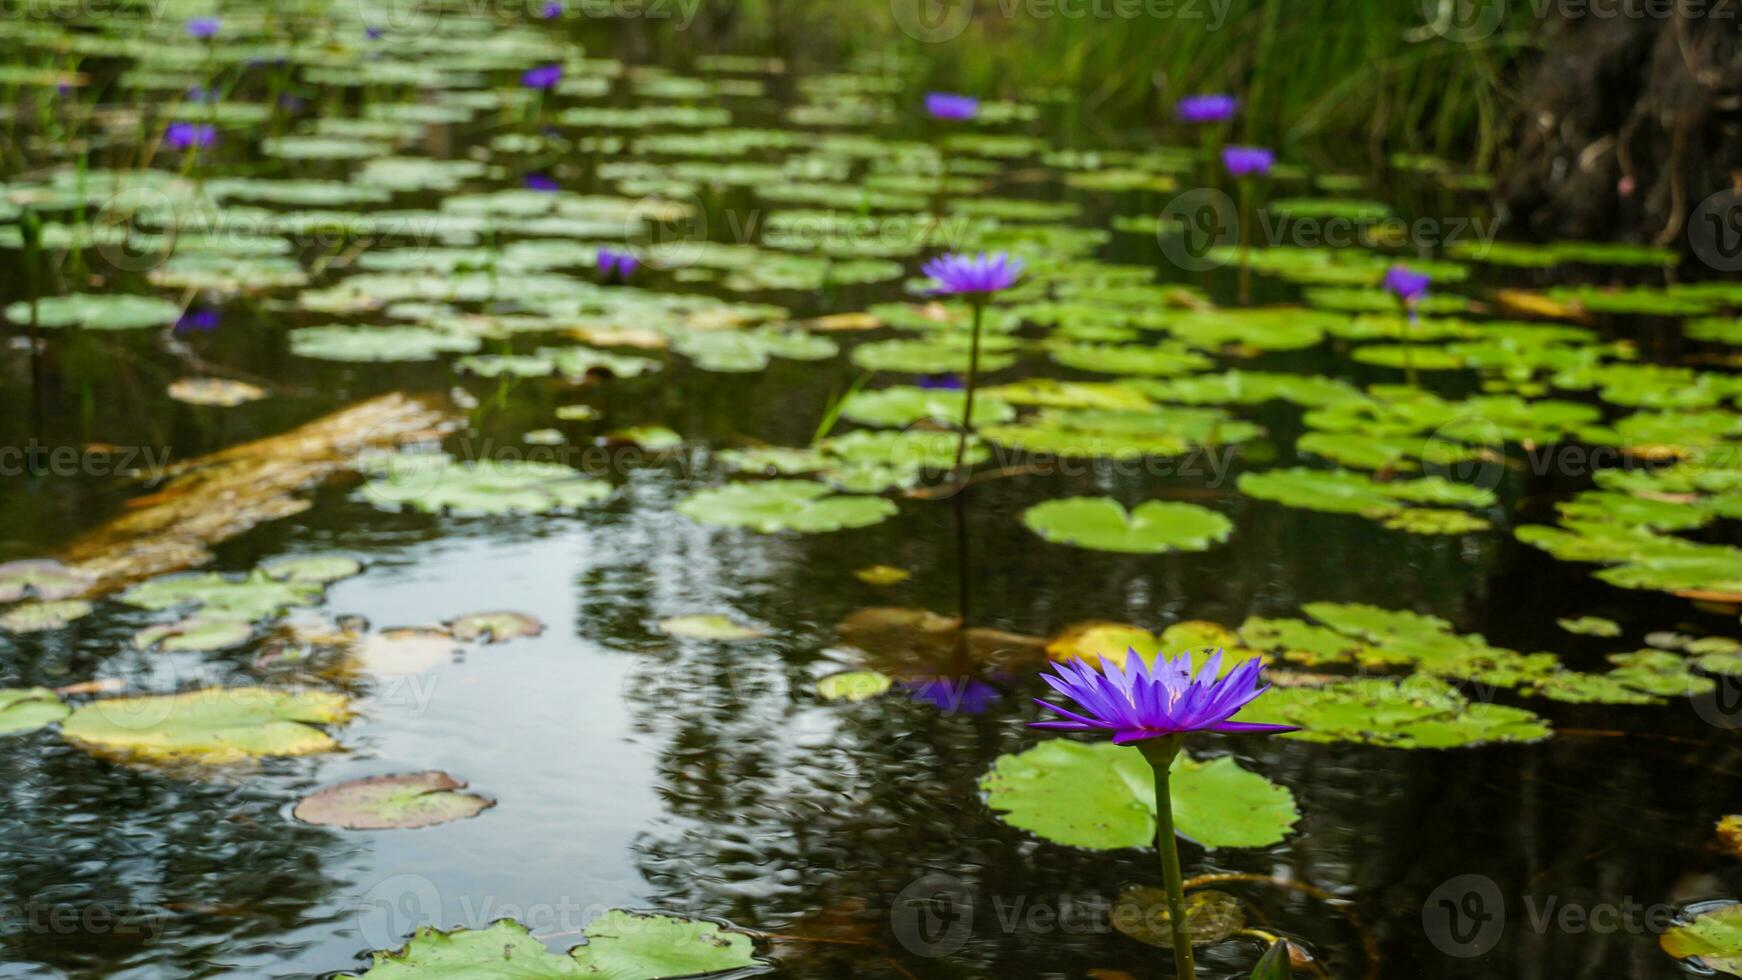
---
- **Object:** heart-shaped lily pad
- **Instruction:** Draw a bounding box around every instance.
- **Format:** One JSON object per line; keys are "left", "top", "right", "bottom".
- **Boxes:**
{"left": 344, "top": 913, "right": 757, "bottom": 978}
{"left": 1022, "top": 498, "right": 1233, "bottom": 554}
{"left": 981, "top": 740, "right": 1299, "bottom": 850}
{"left": 61, "top": 687, "right": 353, "bottom": 764}
{"left": 677, "top": 480, "right": 897, "bottom": 533}
{"left": 293, "top": 771, "right": 494, "bottom": 830}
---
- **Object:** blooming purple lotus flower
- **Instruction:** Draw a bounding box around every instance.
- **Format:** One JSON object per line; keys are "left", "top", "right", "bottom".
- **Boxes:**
{"left": 1382, "top": 265, "right": 1431, "bottom": 304}
{"left": 163, "top": 122, "right": 217, "bottom": 151}
{"left": 921, "top": 252, "right": 1023, "bottom": 296}
{"left": 1176, "top": 94, "right": 1237, "bottom": 124}
{"left": 597, "top": 248, "right": 640, "bottom": 283}
{"left": 522, "top": 64, "right": 563, "bottom": 90}
{"left": 174, "top": 309, "right": 220, "bottom": 334}
{"left": 1032, "top": 649, "right": 1298, "bottom": 745}
{"left": 1222, "top": 145, "right": 1274, "bottom": 178}
{"left": 185, "top": 16, "right": 220, "bottom": 38}
{"left": 925, "top": 92, "right": 979, "bottom": 121}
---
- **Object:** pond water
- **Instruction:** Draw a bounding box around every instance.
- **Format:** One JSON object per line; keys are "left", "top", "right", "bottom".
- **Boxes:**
{"left": 2, "top": 8, "right": 1742, "bottom": 980}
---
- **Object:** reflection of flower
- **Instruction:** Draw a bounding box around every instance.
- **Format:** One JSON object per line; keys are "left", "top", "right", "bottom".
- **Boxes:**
{"left": 596, "top": 248, "right": 640, "bottom": 283}
{"left": 1382, "top": 265, "right": 1431, "bottom": 304}
{"left": 1176, "top": 94, "right": 1237, "bottom": 124}
{"left": 163, "top": 122, "right": 217, "bottom": 151}
{"left": 175, "top": 309, "right": 220, "bottom": 334}
{"left": 524, "top": 173, "right": 559, "bottom": 192}
{"left": 905, "top": 675, "right": 1000, "bottom": 715}
{"left": 1031, "top": 649, "right": 1298, "bottom": 744}
{"left": 921, "top": 252, "right": 1022, "bottom": 296}
{"left": 522, "top": 64, "right": 563, "bottom": 90}
{"left": 1221, "top": 145, "right": 1274, "bottom": 178}
{"left": 185, "top": 16, "right": 220, "bottom": 38}
{"left": 924, "top": 92, "right": 979, "bottom": 121}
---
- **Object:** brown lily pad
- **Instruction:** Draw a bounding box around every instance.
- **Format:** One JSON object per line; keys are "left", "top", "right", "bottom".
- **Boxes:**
{"left": 1111, "top": 887, "right": 1245, "bottom": 949}
{"left": 834, "top": 607, "right": 1045, "bottom": 679}
{"left": 449, "top": 611, "right": 545, "bottom": 644}
{"left": 292, "top": 771, "right": 494, "bottom": 830}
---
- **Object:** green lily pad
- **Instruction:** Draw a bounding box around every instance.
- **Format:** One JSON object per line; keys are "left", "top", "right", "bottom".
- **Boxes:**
{"left": 4, "top": 293, "right": 181, "bottom": 330}
{"left": 1023, "top": 498, "right": 1232, "bottom": 553}
{"left": 1558, "top": 616, "right": 1622, "bottom": 637}
{"left": 449, "top": 611, "right": 544, "bottom": 643}
{"left": 1232, "top": 675, "right": 1553, "bottom": 748}
{"left": 134, "top": 617, "right": 255, "bottom": 652}
{"left": 851, "top": 338, "right": 1018, "bottom": 374}
{"left": 0, "top": 600, "right": 94, "bottom": 633}
{"left": 358, "top": 454, "right": 612, "bottom": 516}
{"left": 290, "top": 325, "right": 482, "bottom": 362}
{"left": 1661, "top": 902, "right": 1742, "bottom": 977}
{"left": 677, "top": 480, "right": 897, "bottom": 533}
{"left": 1380, "top": 508, "right": 1492, "bottom": 535}
{"left": 0, "top": 560, "right": 95, "bottom": 602}
{"left": 0, "top": 688, "right": 71, "bottom": 735}
{"left": 120, "top": 571, "right": 325, "bottom": 622}
{"left": 673, "top": 326, "right": 837, "bottom": 372}
{"left": 980, "top": 740, "right": 1299, "bottom": 849}
{"left": 1050, "top": 342, "right": 1212, "bottom": 377}
{"left": 345, "top": 914, "right": 756, "bottom": 978}
{"left": 261, "top": 556, "right": 365, "bottom": 585}
{"left": 657, "top": 614, "right": 766, "bottom": 640}
{"left": 1112, "top": 887, "right": 1245, "bottom": 949}
{"left": 292, "top": 771, "right": 494, "bottom": 830}
{"left": 817, "top": 671, "right": 894, "bottom": 702}
{"left": 604, "top": 426, "right": 684, "bottom": 451}
{"left": 61, "top": 687, "right": 353, "bottom": 764}
{"left": 839, "top": 386, "right": 1015, "bottom": 428}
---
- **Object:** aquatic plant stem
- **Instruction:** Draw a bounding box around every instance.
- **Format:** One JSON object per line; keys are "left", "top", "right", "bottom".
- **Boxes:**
{"left": 950, "top": 299, "right": 985, "bottom": 489}
{"left": 1139, "top": 735, "right": 1195, "bottom": 977}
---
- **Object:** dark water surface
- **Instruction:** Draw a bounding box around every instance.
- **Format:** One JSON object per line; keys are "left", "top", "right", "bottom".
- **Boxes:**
{"left": 1, "top": 13, "right": 1740, "bottom": 980}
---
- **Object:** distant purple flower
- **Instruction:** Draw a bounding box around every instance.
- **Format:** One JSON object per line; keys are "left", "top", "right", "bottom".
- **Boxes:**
{"left": 1221, "top": 145, "right": 1274, "bottom": 178}
{"left": 597, "top": 248, "right": 639, "bottom": 283}
{"left": 538, "top": 1, "right": 563, "bottom": 17}
{"left": 365, "top": 25, "right": 385, "bottom": 40}
{"left": 921, "top": 252, "right": 1023, "bottom": 296}
{"left": 174, "top": 309, "right": 220, "bottom": 334}
{"left": 1032, "top": 649, "right": 1298, "bottom": 745}
{"left": 185, "top": 16, "right": 220, "bottom": 38}
{"left": 524, "top": 173, "right": 560, "bottom": 192}
{"left": 522, "top": 64, "right": 563, "bottom": 90}
{"left": 56, "top": 83, "right": 74, "bottom": 96}
{"left": 186, "top": 86, "right": 217, "bottom": 102}
{"left": 278, "top": 94, "right": 306, "bottom": 112}
{"left": 918, "top": 374, "right": 964, "bottom": 390}
{"left": 1382, "top": 265, "right": 1431, "bottom": 304}
{"left": 1176, "top": 93, "right": 1237, "bottom": 124}
{"left": 925, "top": 92, "right": 979, "bottom": 121}
{"left": 906, "top": 676, "right": 1000, "bottom": 715}
{"left": 163, "top": 122, "right": 217, "bottom": 151}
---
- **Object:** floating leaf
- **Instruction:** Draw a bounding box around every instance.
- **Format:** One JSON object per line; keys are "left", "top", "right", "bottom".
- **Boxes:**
{"left": 167, "top": 378, "right": 268, "bottom": 407}
{"left": 980, "top": 740, "right": 1299, "bottom": 849}
{"left": 449, "top": 611, "right": 544, "bottom": 643}
{"left": 344, "top": 917, "right": 755, "bottom": 978}
{"left": 1558, "top": 616, "right": 1622, "bottom": 638}
{"left": 290, "top": 325, "right": 481, "bottom": 362}
{"left": 0, "top": 688, "right": 71, "bottom": 735}
{"left": 1232, "top": 675, "right": 1552, "bottom": 748}
{"left": 120, "top": 571, "right": 325, "bottom": 621}
{"left": 292, "top": 771, "right": 494, "bottom": 830}
{"left": 817, "top": 671, "right": 893, "bottom": 702}
{"left": 1022, "top": 498, "right": 1233, "bottom": 554}
{"left": 358, "top": 453, "right": 612, "bottom": 516}
{"left": 4, "top": 293, "right": 181, "bottom": 330}
{"left": 1112, "top": 887, "right": 1244, "bottom": 949}
{"left": 1661, "top": 902, "right": 1742, "bottom": 978}
{"left": 677, "top": 480, "right": 897, "bottom": 533}
{"left": 133, "top": 617, "right": 254, "bottom": 652}
{"left": 854, "top": 565, "right": 910, "bottom": 586}
{"left": 262, "top": 556, "right": 364, "bottom": 585}
{"left": 658, "top": 614, "right": 766, "bottom": 640}
{"left": 61, "top": 687, "right": 352, "bottom": 764}
{"left": 0, "top": 600, "right": 93, "bottom": 633}
{"left": 1046, "top": 622, "right": 1165, "bottom": 670}
{"left": 0, "top": 560, "right": 94, "bottom": 602}
{"left": 839, "top": 386, "right": 1014, "bottom": 428}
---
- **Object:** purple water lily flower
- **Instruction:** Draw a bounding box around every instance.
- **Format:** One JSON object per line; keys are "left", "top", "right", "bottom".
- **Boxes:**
{"left": 1222, "top": 145, "right": 1274, "bottom": 178}
{"left": 174, "top": 308, "right": 220, "bottom": 334}
{"left": 163, "top": 122, "right": 217, "bottom": 151}
{"left": 918, "top": 373, "right": 964, "bottom": 390}
{"left": 538, "top": 1, "right": 563, "bottom": 17}
{"left": 1176, "top": 93, "right": 1237, "bottom": 124}
{"left": 921, "top": 252, "right": 1023, "bottom": 296}
{"left": 185, "top": 16, "right": 220, "bottom": 38}
{"left": 597, "top": 248, "right": 640, "bottom": 283}
{"left": 365, "top": 25, "right": 385, "bottom": 40}
{"left": 925, "top": 92, "right": 979, "bottom": 121}
{"left": 1382, "top": 265, "right": 1431, "bottom": 304}
{"left": 524, "top": 172, "right": 559, "bottom": 192}
{"left": 522, "top": 63, "right": 563, "bottom": 90}
{"left": 1032, "top": 649, "right": 1299, "bottom": 745}
{"left": 906, "top": 675, "right": 1001, "bottom": 715}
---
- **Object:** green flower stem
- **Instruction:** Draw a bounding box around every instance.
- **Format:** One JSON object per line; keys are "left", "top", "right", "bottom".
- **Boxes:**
{"left": 950, "top": 298, "right": 986, "bottom": 488}
{"left": 1139, "top": 734, "right": 1195, "bottom": 977}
